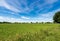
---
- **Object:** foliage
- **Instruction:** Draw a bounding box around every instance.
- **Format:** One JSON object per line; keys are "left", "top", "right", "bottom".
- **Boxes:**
{"left": 53, "top": 11, "right": 60, "bottom": 23}
{"left": 0, "top": 22, "right": 11, "bottom": 24}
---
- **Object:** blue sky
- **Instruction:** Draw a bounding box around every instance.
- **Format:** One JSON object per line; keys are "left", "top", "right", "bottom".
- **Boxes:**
{"left": 0, "top": 0, "right": 60, "bottom": 22}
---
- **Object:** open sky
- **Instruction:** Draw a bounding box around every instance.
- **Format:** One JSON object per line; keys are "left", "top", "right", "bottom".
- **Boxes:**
{"left": 0, "top": 0, "right": 60, "bottom": 22}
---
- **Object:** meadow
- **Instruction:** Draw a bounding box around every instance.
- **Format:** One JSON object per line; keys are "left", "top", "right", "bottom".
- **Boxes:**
{"left": 0, "top": 23, "right": 60, "bottom": 41}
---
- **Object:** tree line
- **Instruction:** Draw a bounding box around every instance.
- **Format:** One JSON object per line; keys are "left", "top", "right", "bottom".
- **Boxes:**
{"left": 0, "top": 21, "right": 58, "bottom": 24}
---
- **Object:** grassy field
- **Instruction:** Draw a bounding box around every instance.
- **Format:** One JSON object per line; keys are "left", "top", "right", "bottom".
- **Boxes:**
{"left": 0, "top": 23, "right": 60, "bottom": 41}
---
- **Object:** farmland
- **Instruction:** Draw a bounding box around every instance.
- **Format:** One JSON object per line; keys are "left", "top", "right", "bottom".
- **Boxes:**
{"left": 0, "top": 23, "right": 60, "bottom": 41}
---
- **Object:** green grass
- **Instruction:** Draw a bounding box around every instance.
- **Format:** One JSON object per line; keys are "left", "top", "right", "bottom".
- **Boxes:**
{"left": 0, "top": 23, "right": 60, "bottom": 41}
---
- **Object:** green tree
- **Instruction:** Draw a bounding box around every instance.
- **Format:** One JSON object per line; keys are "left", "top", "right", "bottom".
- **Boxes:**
{"left": 53, "top": 11, "right": 60, "bottom": 23}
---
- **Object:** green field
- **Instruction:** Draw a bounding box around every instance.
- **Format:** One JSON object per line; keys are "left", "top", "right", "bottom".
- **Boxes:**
{"left": 0, "top": 23, "right": 60, "bottom": 41}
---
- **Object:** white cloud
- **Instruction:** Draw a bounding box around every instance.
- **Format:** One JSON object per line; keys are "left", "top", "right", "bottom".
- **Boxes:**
{"left": 0, "top": 16, "right": 21, "bottom": 22}
{"left": 0, "top": 0, "right": 31, "bottom": 13}
{"left": 35, "top": 0, "right": 59, "bottom": 15}
{"left": 37, "top": 8, "right": 60, "bottom": 22}
{"left": 0, "top": 0, "right": 59, "bottom": 13}
{"left": 0, "top": 0, "right": 20, "bottom": 12}
{"left": 28, "top": 0, "right": 56, "bottom": 14}
{"left": 0, "top": 0, "right": 58, "bottom": 14}
{"left": 45, "top": 0, "right": 58, "bottom": 4}
{"left": 39, "top": 12, "right": 54, "bottom": 18}
{"left": 0, "top": 16, "right": 34, "bottom": 23}
{"left": 0, "top": 16, "right": 31, "bottom": 22}
{"left": 21, "top": 16, "right": 30, "bottom": 19}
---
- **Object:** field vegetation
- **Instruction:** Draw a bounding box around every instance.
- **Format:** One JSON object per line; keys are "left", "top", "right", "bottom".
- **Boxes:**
{"left": 0, "top": 23, "right": 60, "bottom": 41}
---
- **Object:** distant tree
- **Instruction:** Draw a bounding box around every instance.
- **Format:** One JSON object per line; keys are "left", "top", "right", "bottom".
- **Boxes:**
{"left": 31, "top": 22, "right": 33, "bottom": 24}
{"left": 45, "top": 22, "right": 52, "bottom": 24}
{"left": 2, "top": 21, "right": 11, "bottom": 24}
{"left": 41, "top": 22, "right": 44, "bottom": 24}
{"left": 53, "top": 11, "right": 60, "bottom": 23}
{"left": 0, "top": 22, "right": 3, "bottom": 24}
{"left": 36, "top": 22, "right": 38, "bottom": 24}
{"left": 14, "top": 22, "right": 19, "bottom": 24}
